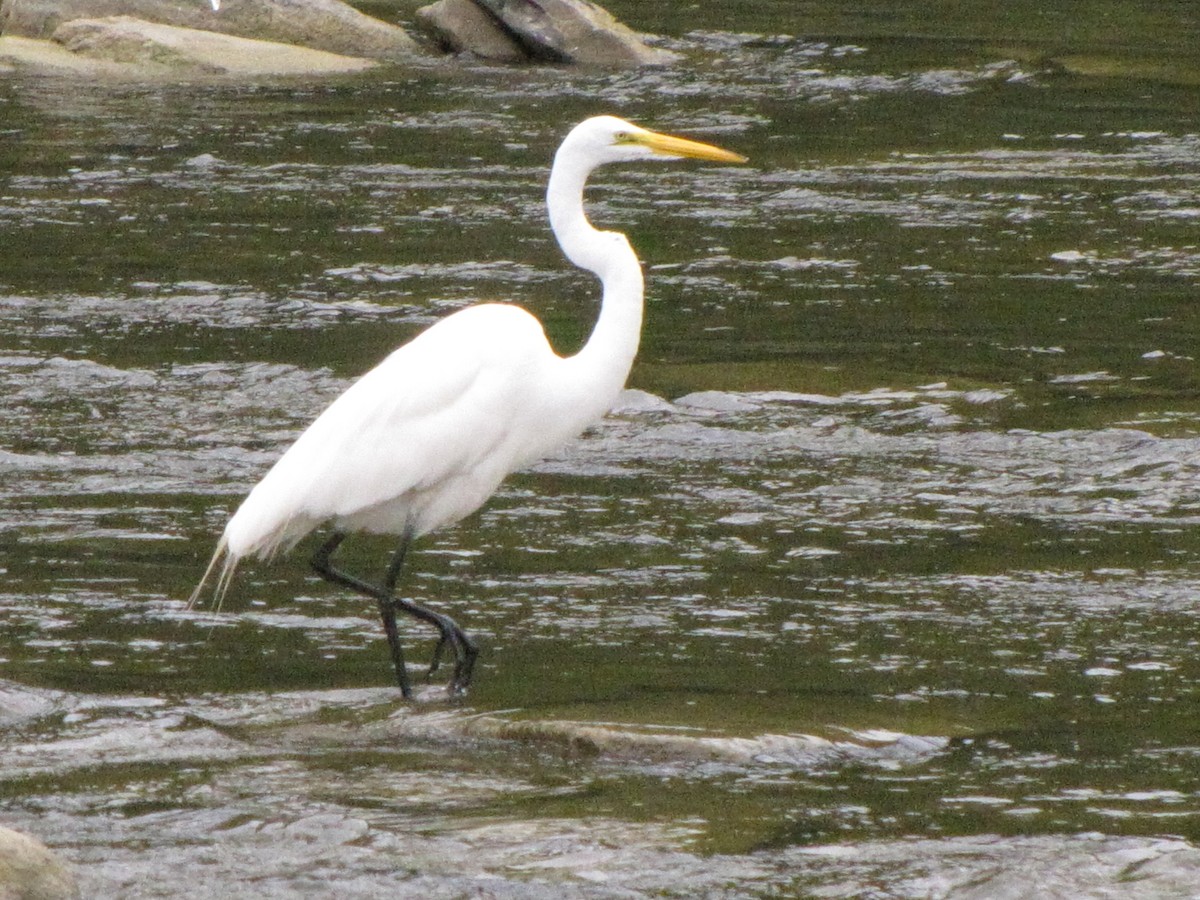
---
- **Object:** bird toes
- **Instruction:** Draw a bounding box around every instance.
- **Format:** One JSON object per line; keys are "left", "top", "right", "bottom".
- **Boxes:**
{"left": 425, "top": 635, "right": 448, "bottom": 678}
{"left": 423, "top": 618, "right": 478, "bottom": 696}
{"left": 450, "top": 636, "right": 479, "bottom": 695}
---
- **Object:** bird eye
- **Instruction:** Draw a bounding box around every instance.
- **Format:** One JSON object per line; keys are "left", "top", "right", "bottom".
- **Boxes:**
{"left": 613, "top": 131, "right": 633, "bottom": 144}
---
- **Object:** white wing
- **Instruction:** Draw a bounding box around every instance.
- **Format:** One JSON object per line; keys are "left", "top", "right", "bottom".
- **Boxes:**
{"left": 223, "top": 303, "right": 559, "bottom": 560}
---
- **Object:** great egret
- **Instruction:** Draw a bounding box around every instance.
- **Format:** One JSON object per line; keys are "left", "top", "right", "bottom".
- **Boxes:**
{"left": 190, "top": 115, "right": 746, "bottom": 698}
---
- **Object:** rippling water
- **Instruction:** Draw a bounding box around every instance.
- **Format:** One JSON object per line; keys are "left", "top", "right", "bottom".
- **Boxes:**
{"left": 3, "top": 2, "right": 1200, "bottom": 896}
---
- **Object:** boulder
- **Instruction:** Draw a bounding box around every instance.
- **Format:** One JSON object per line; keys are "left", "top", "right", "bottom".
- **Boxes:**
{"left": 49, "top": 16, "right": 378, "bottom": 75}
{"left": 0, "top": 826, "right": 80, "bottom": 900}
{"left": 0, "top": 33, "right": 135, "bottom": 75}
{"left": 414, "top": 0, "right": 524, "bottom": 62}
{"left": 0, "top": 0, "right": 422, "bottom": 60}
{"left": 471, "top": 0, "right": 679, "bottom": 66}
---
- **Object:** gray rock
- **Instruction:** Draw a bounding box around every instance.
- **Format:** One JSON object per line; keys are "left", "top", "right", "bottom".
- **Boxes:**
{"left": 472, "top": 0, "right": 679, "bottom": 66}
{"left": 0, "top": 0, "right": 421, "bottom": 60}
{"left": 414, "top": 0, "right": 525, "bottom": 62}
{"left": 49, "top": 16, "right": 378, "bottom": 75}
{"left": 0, "top": 826, "right": 79, "bottom": 900}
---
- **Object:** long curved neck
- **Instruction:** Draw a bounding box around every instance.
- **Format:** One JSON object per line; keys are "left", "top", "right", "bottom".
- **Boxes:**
{"left": 546, "top": 147, "right": 644, "bottom": 418}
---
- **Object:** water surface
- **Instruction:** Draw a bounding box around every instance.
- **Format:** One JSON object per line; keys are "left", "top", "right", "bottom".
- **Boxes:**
{"left": 3, "top": 3, "right": 1200, "bottom": 896}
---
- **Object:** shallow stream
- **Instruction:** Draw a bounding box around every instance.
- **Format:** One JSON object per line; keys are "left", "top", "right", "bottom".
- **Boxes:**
{"left": 3, "top": 2, "right": 1200, "bottom": 896}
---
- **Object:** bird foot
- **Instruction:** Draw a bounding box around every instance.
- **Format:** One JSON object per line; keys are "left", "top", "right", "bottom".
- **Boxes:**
{"left": 424, "top": 617, "right": 478, "bottom": 696}
{"left": 426, "top": 635, "right": 447, "bottom": 677}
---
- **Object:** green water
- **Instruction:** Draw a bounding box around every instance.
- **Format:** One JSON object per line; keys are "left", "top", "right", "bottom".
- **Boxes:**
{"left": 2, "top": 2, "right": 1200, "bottom": 896}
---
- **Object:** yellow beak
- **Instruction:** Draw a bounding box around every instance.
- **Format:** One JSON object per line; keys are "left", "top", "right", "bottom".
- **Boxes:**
{"left": 631, "top": 129, "right": 748, "bottom": 164}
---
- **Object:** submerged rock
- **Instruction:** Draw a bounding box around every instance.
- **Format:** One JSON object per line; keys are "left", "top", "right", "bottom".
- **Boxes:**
{"left": 49, "top": 16, "right": 378, "bottom": 75}
{"left": 0, "top": 826, "right": 80, "bottom": 900}
{"left": 375, "top": 710, "right": 946, "bottom": 771}
{"left": 417, "top": 0, "right": 680, "bottom": 66}
{"left": 0, "top": 0, "right": 421, "bottom": 60}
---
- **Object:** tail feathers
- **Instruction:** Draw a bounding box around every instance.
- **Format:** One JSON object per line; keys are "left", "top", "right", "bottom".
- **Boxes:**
{"left": 187, "top": 536, "right": 240, "bottom": 614}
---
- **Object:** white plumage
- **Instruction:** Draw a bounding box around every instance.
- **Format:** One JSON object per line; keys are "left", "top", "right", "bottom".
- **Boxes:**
{"left": 191, "top": 115, "right": 746, "bottom": 696}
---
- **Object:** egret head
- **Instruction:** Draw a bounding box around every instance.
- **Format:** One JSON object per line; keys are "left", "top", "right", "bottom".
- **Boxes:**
{"left": 562, "top": 115, "right": 747, "bottom": 168}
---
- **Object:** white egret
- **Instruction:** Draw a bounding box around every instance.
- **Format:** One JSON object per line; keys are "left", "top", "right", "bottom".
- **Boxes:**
{"left": 190, "top": 115, "right": 746, "bottom": 698}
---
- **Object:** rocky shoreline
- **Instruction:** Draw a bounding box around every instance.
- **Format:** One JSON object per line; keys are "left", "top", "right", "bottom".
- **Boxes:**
{"left": 0, "top": 0, "right": 679, "bottom": 78}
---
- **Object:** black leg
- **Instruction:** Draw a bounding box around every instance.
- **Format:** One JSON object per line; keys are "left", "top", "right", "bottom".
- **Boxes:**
{"left": 313, "top": 531, "right": 412, "bottom": 699}
{"left": 381, "top": 536, "right": 475, "bottom": 687}
{"left": 310, "top": 531, "right": 479, "bottom": 698}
